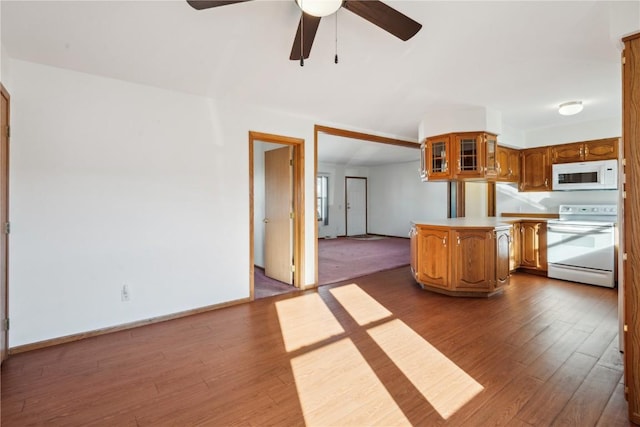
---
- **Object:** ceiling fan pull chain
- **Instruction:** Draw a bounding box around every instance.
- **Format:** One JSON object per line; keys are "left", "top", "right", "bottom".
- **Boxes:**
{"left": 334, "top": 10, "right": 339, "bottom": 64}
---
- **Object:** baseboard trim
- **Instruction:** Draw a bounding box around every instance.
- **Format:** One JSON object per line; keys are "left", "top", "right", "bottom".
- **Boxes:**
{"left": 8, "top": 297, "right": 252, "bottom": 355}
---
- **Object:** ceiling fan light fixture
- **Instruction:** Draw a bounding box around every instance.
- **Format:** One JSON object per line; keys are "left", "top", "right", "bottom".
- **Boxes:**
{"left": 295, "top": 0, "right": 342, "bottom": 17}
{"left": 558, "top": 101, "right": 583, "bottom": 116}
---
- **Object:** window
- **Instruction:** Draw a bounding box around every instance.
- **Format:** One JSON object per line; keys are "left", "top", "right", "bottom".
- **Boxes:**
{"left": 317, "top": 175, "right": 329, "bottom": 226}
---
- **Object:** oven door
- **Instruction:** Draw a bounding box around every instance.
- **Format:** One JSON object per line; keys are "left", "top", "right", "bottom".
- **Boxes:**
{"left": 547, "top": 221, "right": 615, "bottom": 271}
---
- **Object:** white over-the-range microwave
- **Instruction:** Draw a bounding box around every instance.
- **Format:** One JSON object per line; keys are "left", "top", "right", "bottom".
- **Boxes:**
{"left": 551, "top": 159, "right": 618, "bottom": 191}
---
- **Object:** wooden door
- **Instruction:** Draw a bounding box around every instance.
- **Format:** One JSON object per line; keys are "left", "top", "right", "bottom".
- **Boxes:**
{"left": 425, "top": 135, "right": 452, "bottom": 180}
{"left": 623, "top": 31, "right": 640, "bottom": 424}
{"left": 264, "top": 146, "right": 293, "bottom": 284}
{"left": 508, "top": 148, "right": 521, "bottom": 182}
{"left": 495, "top": 229, "right": 510, "bottom": 288}
{"left": 452, "top": 229, "right": 491, "bottom": 290}
{"left": 417, "top": 227, "right": 449, "bottom": 289}
{"left": 510, "top": 222, "right": 521, "bottom": 271}
{"left": 409, "top": 226, "right": 418, "bottom": 278}
{"left": 520, "top": 147, "right": 551, "bottom": 192}
{"left": 455, "top": 133, "right": 484, "bottom": 179}
{"left": 484, "top": 133, "right": 498, "bottom": 179}
{"left": 345, "top": 177, "right": 367, "bottom": 236}
{"left": 0, "top": 84, "right": 8, "bottom": 363}
{"left": 584, "top": 138, "right": 619, "bottom": 161}
{"left": 520, "top": 221, "right": 544, "bottom": 270}
{"left": 551, "top": 142, "right": 583, "bottom": 163}
{"left": 496, "top": 146, "right": 511, "bottom": 181}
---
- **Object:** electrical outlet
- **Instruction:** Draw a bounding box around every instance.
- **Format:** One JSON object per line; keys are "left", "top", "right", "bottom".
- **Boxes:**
{"left": 121, "top": 284, "right": 130, "bottom": 302}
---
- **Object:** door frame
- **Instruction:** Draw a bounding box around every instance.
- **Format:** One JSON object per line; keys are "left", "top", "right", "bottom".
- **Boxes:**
{"left": 0, "top": 83, "right": 9, "bottom": 363}
{"left": 249, "top": 131, "right": 304, "bottom": 299}
{"left": 345, "top": 176, "right": 367, "bottom": 236}
{"left": 313, "top": 125, "right": 419, "bottom": 285}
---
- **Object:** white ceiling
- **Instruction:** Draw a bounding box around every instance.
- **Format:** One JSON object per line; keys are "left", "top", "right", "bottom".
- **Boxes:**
{"left": 2, "top": 0, "right": 639, "bottom": 146}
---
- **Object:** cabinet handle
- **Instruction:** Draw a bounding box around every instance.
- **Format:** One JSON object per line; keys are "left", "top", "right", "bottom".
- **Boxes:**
{"left": 584, "top": 146, "right": 589, "bottom": 157}
{"left": 457, "top": 236, "right": 461, "bottom": 245}
{"left": 457, "top": 159, "right": 461, "bottom": 172}
{"left": 580, "top": 147, "right": 584, "bottom": 158}
{"left": 545, "top": 178, "right": 549, "bottom": 187}
{"left": 442, "top": 236, "right": 447, "bottom": 247}
{"left": 509, "top": 168, "right": 513, "bottom": 175}
{"left": 496, "top": 161, "right": 501, "bottom": 173}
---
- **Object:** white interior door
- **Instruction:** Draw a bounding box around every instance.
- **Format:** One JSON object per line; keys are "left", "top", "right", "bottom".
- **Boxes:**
{"left": 264, "top": 146, "right": 293, "bottom": 284}
{"left": 346, "top": 177, "right": 367, "bottom": 236}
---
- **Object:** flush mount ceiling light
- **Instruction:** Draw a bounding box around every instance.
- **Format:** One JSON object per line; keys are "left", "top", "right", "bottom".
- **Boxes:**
{"left": 295, "top": 0, "right": 343, "bottom": 17}
{"left": 558, "top": 101, "right": 584, "bottom": 116}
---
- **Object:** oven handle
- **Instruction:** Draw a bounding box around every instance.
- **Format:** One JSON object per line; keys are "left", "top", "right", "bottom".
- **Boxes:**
{"left": 547, "top": 224, "right": 612, "bottom": 234}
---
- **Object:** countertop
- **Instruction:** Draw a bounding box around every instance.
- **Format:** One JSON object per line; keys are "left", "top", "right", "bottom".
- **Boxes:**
{"left": 411, "top": 216, "right": 554, "bottom": 228}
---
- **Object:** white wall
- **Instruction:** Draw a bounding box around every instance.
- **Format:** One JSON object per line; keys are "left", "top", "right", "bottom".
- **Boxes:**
{"left": 465, "top": 182, "right": 489, "bottom": 218}
{"left": 368, "top": 160, "right": 448, "bottom": 236}
{"left": 8, "top": 59, "right": 332, "bottom": 346}
{"left": 525, "top": 117, "right": 621, "bottom": 147}
{"left": 496, "top": 183, "right": 619, "bottom": 215}
{"left": 317, "top": 162, "right": 369, "bottom": 238}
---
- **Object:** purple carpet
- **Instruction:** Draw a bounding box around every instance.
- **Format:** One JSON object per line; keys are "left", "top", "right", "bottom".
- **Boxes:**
{"left": 318, "top": 236, "right": 410, "bottom": 285}
{"left": 254, "top": 236, "right": 410, "bottom": 298}
{"left": 254, "top": 267, "right": 296, "bottom": 299}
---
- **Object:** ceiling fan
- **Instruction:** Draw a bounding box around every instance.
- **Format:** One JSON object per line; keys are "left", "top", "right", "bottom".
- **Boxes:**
{"left": 186, "top": 0, "right": 422, "bottom": 62}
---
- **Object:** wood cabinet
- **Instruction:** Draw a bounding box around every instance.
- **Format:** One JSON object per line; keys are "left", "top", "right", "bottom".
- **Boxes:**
{"left": 422, "top": 134, "right": 453, "bottom": 181}
{"left": 412, "top": 226, "right": 449, "bottom": 289}
{"left": 519, "top": 147, "right": 552, "bottom": 192}
{"left": 622, "top": 32, "right": 640, "bottom": 424}
{"left": 519, "top": 221, "right": 547, "bottom": 273}
{"left": 509, "top": 222, "right": 522, "bottom": 271}
{"left": 496, "top": 146, "right": 520, "bottom": 182}
{"left": 421, "top": 132, "right": 498, "bottom": 181}
{"left": 410, "top": 223, "right": 510, "bottom": 296}
{"left": 551, "top": 138, "right": 618, "bottom": 164}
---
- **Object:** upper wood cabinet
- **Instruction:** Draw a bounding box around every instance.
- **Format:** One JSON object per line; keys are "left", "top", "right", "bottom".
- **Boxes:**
{"left": 421, "top": 132, "right": 498, "bottom": 181}
{"left": 519, "top": 147, "right": 552, "bottom": 192}
{"left": 551, "top": 138, "right": 619, "bottom": 164}
{"left": 496, "top": 146, "right": 521, "bottom": 182}
{"left": 422, "top": 134, "right": 453, "bottom": 181}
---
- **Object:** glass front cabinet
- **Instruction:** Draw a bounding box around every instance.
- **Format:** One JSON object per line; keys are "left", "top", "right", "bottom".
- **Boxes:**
{"left": 420, "top": 131, "right": 498, "bottom": 181}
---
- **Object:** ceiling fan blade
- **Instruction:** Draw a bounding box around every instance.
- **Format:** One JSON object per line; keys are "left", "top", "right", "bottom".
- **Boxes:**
{"left": 290, "top": 13, "right": 322, "bottom": 60}
{"left": 343, "top": 0, "right": 422, "bottom": 41}
{"left": 186, "top": 0, "right": 253, "bottom": 11}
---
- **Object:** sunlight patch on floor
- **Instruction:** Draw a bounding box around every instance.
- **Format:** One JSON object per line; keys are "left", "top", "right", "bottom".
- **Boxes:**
{"left": 290, "top": 338, "right": 411, "bottom": 426}
{"left": 329, "top": 284, "right": 392, "bottom": 326}
{"left": 275, "top": 293, "right": 345, "bottom": 352}
{"left": 367, "top": 319, "right": 485, "bottom": 419}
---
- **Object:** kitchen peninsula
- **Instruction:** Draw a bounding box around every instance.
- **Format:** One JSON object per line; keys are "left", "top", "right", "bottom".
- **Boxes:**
{"left": 410, "top": 218, "right": 512, "bottom": 297}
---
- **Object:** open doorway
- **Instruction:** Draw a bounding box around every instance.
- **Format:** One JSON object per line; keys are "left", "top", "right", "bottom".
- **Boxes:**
{"left": 314, "top": 125, "right": 440, "bottom": 286}
{"left": 249, "top": 131, "right": 304, "bottom": 299}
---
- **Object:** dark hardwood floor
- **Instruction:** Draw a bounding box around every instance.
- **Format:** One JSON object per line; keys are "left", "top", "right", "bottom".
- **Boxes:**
{"left": 1, "top": 268, "right": 633, "bottom": 426}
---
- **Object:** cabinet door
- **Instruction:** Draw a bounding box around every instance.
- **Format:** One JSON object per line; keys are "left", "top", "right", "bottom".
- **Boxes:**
{"left": 484, "top": 133, "right": 498, "bottom": 179}
{"left": 426, "top": 135, "right": 452, "bottom": 180}
{"left": 520, "top": 221, "right": 547, "bottom": 271}
{"left": 496, "top": 146, "right": 511, "bottom": 181}
{"left": 410, "top": 226, "right": 418, "bottom": 278}
{"left": 584, "top": 138, "right": 619, "bottom": 161}
{"left": 495, "top": 229, "right": 511, "bottom": 288}
{"left": 510, "top": 222, "right": 521, "bottom": 271}
{"left": 520, "top": 147, "right": 551, "bottom": 191}
{"left": 508, "top": 148, "right": 521, "bottom": 182}
{"left": 455, "top": 133, "right": 484, "bottom": 178}
{"left": 551, "top": 143, "right": 583, "bottom": 163}
{"left": 452, "top": 230, "right": 491, "bottom": 290}
{"left": 417, "top": 228, "right": 449, "bottom": 288}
